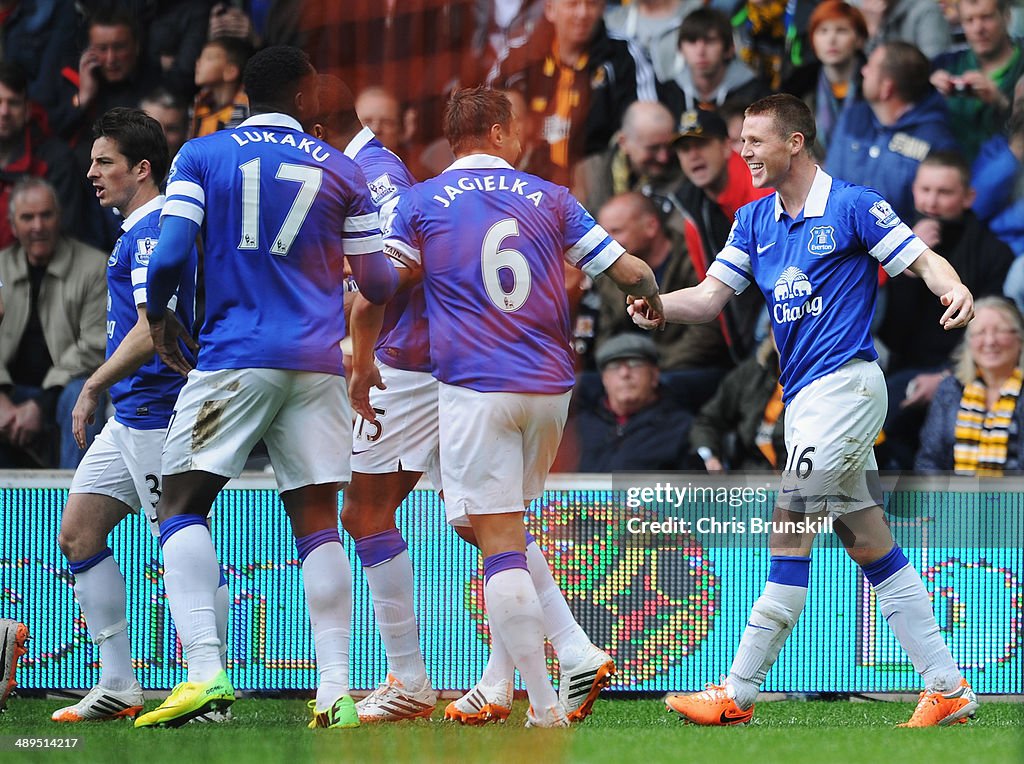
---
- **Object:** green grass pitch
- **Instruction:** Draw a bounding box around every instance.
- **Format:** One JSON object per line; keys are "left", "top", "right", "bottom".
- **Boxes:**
{"left": 2, "top": 698, "right": 1021, "bottom": 764}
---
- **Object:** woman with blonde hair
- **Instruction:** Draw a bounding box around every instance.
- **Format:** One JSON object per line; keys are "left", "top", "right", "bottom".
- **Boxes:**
{"left": 916, "top": 296, "right": 1024, "bottom": 473}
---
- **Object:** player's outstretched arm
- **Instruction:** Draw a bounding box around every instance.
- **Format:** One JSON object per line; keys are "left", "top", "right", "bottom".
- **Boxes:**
{"left": 907, "top": 248, "right": 975, "bottom": 330}
{"left": 628, "top": 275, "right": 734, "bottom": 330}
{"left": 603, "top": 253, "right": 664, "bottom": 327}
{"left": 72, "top": 305, "right": 176, "bottom": 448}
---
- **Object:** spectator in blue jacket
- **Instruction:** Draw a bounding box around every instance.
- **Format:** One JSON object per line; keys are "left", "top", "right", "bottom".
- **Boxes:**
{"left": 826, "top": 41, "right": 958, "bottom": 220}
{"left": 973, "top": 108, "right": 1024, "bottom": 258}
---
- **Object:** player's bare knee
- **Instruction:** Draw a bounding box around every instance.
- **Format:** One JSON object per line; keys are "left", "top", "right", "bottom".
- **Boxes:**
{"left": 57, "top": 523, "right": 105, "bottom": 562}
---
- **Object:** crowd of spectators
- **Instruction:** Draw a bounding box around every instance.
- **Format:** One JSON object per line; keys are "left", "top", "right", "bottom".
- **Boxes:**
{"left": 0, "top": 0, "right": 1020, "bottom": 474}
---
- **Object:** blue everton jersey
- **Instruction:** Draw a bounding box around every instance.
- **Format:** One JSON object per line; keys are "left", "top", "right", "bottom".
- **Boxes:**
{"left": 384, "top": 154, "right": 624, "bottom": 394}
{"left": 707, "top": 169, "right": 925, "bottom": 402}
{"left": 344, "top": 127, "right": 428, "bottom": 372}
{"left": 163, "top": 113, "right": 383, "bottom": 374}
{"left": 106, "top": 196, "right": 195, "bottom": 429}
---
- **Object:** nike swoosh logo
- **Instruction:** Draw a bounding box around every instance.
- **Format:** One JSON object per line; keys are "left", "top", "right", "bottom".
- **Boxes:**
{"left": 757, "top": 242, "right": 775, "bottom": 253}
{"left": 781, "top": 487, "right": 799, "bottom": 494}
{"left": 720, "top": 709, "right": 749, "bottom": 723}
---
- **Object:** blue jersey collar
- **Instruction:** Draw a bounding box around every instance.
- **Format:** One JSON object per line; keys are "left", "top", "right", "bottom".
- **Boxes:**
{"left": 344, "top": 126, "right": 376, "bottom": 159}
{"left": 121, "top": 195, "right": 165, "bottom": 231}
{"left": 443, "top": 154, "right": 515, "bottom": 172}
{"left": 237, "top": 113, "right": 304, "bottom": 132}
{"left": 773, "top": 166, "right": 833, "bottom": 221}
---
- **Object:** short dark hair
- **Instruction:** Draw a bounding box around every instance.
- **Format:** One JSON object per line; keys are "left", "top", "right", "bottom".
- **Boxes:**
{"left": 678, "top": 8, "right": 734, "bottom": 53}
{"left": 92, "top": 107, "right": 170, "bottom": 186}
{"left": 314, "top": 74, "right": 360, "bottom": 136}
{"left": 745, "top": 93, "right": 817, "bottom": 152}
{"left": 879, "top": 42, "right": 931, "bottom": 103}
{"left": 205, "top": 36, "right": 254, "bottom": 76}
{"left": 0, "top": 62, "right": 27, "bottom": 97}
{"left": 87, "top": 4, "right": 139, "bottom": 40}
{"left": 243, "top": 45, "right": 315, "bottom": 114}
{"left": 443, "top": 86, "right": 513, "bottom": 156}
{"left": 919, "top": 150, "right": 972, "bottom": 188}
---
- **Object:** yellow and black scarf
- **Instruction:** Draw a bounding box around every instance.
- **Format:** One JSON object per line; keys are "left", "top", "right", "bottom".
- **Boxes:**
{"left": 953, "top": 368, "right": 1023, "bottom": 476}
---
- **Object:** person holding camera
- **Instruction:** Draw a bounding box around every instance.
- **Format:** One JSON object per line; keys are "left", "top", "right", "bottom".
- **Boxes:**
{"left": 931, "top": 0, "right": 1024, "bottom": 161}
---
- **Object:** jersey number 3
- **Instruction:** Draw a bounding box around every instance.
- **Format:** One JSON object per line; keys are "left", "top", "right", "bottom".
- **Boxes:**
{"left": 237, "top": 159, "right": 322, "bottom": 256}
{"left": 481, "top": 218, "right": 531, "bottom": 312}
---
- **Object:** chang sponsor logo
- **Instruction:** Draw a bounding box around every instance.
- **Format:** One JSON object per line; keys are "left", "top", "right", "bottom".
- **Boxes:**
{"left": 772, "top": 266, "right": 822, "bottom": 323}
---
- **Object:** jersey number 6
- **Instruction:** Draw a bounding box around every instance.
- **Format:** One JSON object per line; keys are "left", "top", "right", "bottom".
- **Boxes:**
{"left": 481, "top": 218, "right": 532, "bottom": 312}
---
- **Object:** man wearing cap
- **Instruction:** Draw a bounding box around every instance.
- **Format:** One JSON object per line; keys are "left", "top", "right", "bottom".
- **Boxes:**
{"left": 666, "top": 109, "right": 771, "bottom": 360}
{"left": 556, "top": 333, "right": 694, "bottom": 472}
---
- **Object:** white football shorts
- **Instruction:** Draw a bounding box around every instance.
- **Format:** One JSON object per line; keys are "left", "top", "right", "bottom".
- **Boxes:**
{"left": 778, "top": 359, "right": 886, "bottom": 515}
{"left": 70, "top": 419, "right": 167, "bottom": 534}
{"left": 163, "top": 368, "right": 352, "bottom": 492}
{"left": 438, "top": 382, "right": 571, "bottom": 527}
{"left": 351, "top": 360, "right": 441, "bottom": 488}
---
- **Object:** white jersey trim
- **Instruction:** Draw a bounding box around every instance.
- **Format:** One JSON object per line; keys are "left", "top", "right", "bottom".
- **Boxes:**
{"left": 582, "top": 241, "right": 625, "bottom": 280}
{"left": 121, "top": 195, "right": 165, "bottom": 231}
{"left": 383, "top": 237, "right": 421, "bottom": 266}
{"left": 708, "top": 259, "right": 751, "bottom": 293}
{"left": 880, "top": 236, "right": 926, "bottom": 277}
{"left": 343, "top": 126, "right": 376, "bottom": 160}
{"left": 166, "top": 181, "right": 205, "bottom": 206}
{"left": 869, "top": 223, "right": 913, "bottom": 261}
{"left": 343, "top": 234, "right": 383, "bottom": 256}
{"left": 162, "top": 199, "right": 205, "bottom": 225}
{"left": 344, "top": 212, "right": 381, "bottom": 232}
{"left": 565, "top": 225, "right": 610, "bottom": 265}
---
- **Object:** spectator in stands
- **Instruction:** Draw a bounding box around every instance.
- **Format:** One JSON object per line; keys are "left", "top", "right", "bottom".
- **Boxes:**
{"left": 827, "top": 41, "right": 958, "bottom": 221}
{"left": 477, "top": 0, "right": 547, "bottom": 85}
{"left": 556, "top": 333, "right": 694, "bottom": 472}
{"left": 0, "top": 63, "right": 102, "bottom": 252}
{"left": 861, "top": 0, "right": 952, "bottom": 59}
{"left": 916, "top": 297, "right": 1024, "bottom": 473}
{"left": 574, "top": 100, "right": 681, "bottom": 217}
{"left": 880, "top": 152, "right": 1014, "bottom": 468}
{"left": 974, "top": 108, "right": 1024, "bottom": 260}
{"left": 0, "top": 0, "right": 77, "bottom": 121}
{"left": 143, "top": 0, "right": 212, "bottom": 99}
{"left": 666, "top": 108, "right": 770, "bottom": 360}
{"left": 731, "top": 0, "right": 807, "bottom": 91}
{"left": 596, "top": 193, "right": 730, "bottom": 396}
{"left": 354, "top": 86, "right": 407, "bottom": 157}
{"left": 659, "top": 8, "right": 771, "bottom": 116}
{"left": 932, "top": 0, "right": 1024, "bottom": 161}
{"left": 690, "top": 335, "right": 785, "bottom": 472}
{"left": 141, "top": 88, "right": 188, "bottom": 160}
{"left": 782, "top": 1, "right": 868, "bottom": 156}
{"left": 496, "top": 0, "right": 658, "bottom": 186}
{"left": 604, "top": 0, "right": 701, "bottom": 83}
{"left": 53, "top": 8, "right": 161, "bottom": 173}
{"left": 190, "top": 36, "right": 251, "bottom": 138}
{"left": 719, "top": 99, "right": 747, "bottom": 155}
{"left": 0, "top": 178, "right": 107, "bottom": 468}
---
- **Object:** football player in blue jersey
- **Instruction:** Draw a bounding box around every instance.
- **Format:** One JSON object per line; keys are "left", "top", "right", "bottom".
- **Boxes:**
{"left": 383, "top": 86, "right": 663, "bottom": 727}
{"left": 134, "top": 47, "right": 398, "bottom": 730}
{"left": 630, "top": 94, "right": 978, "bottom": 728}
{"left": 51, "top": 108, "right": 228, "bottom": 723}
{"left": 315, "top": 77, "right": 621, "bottom": 725}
